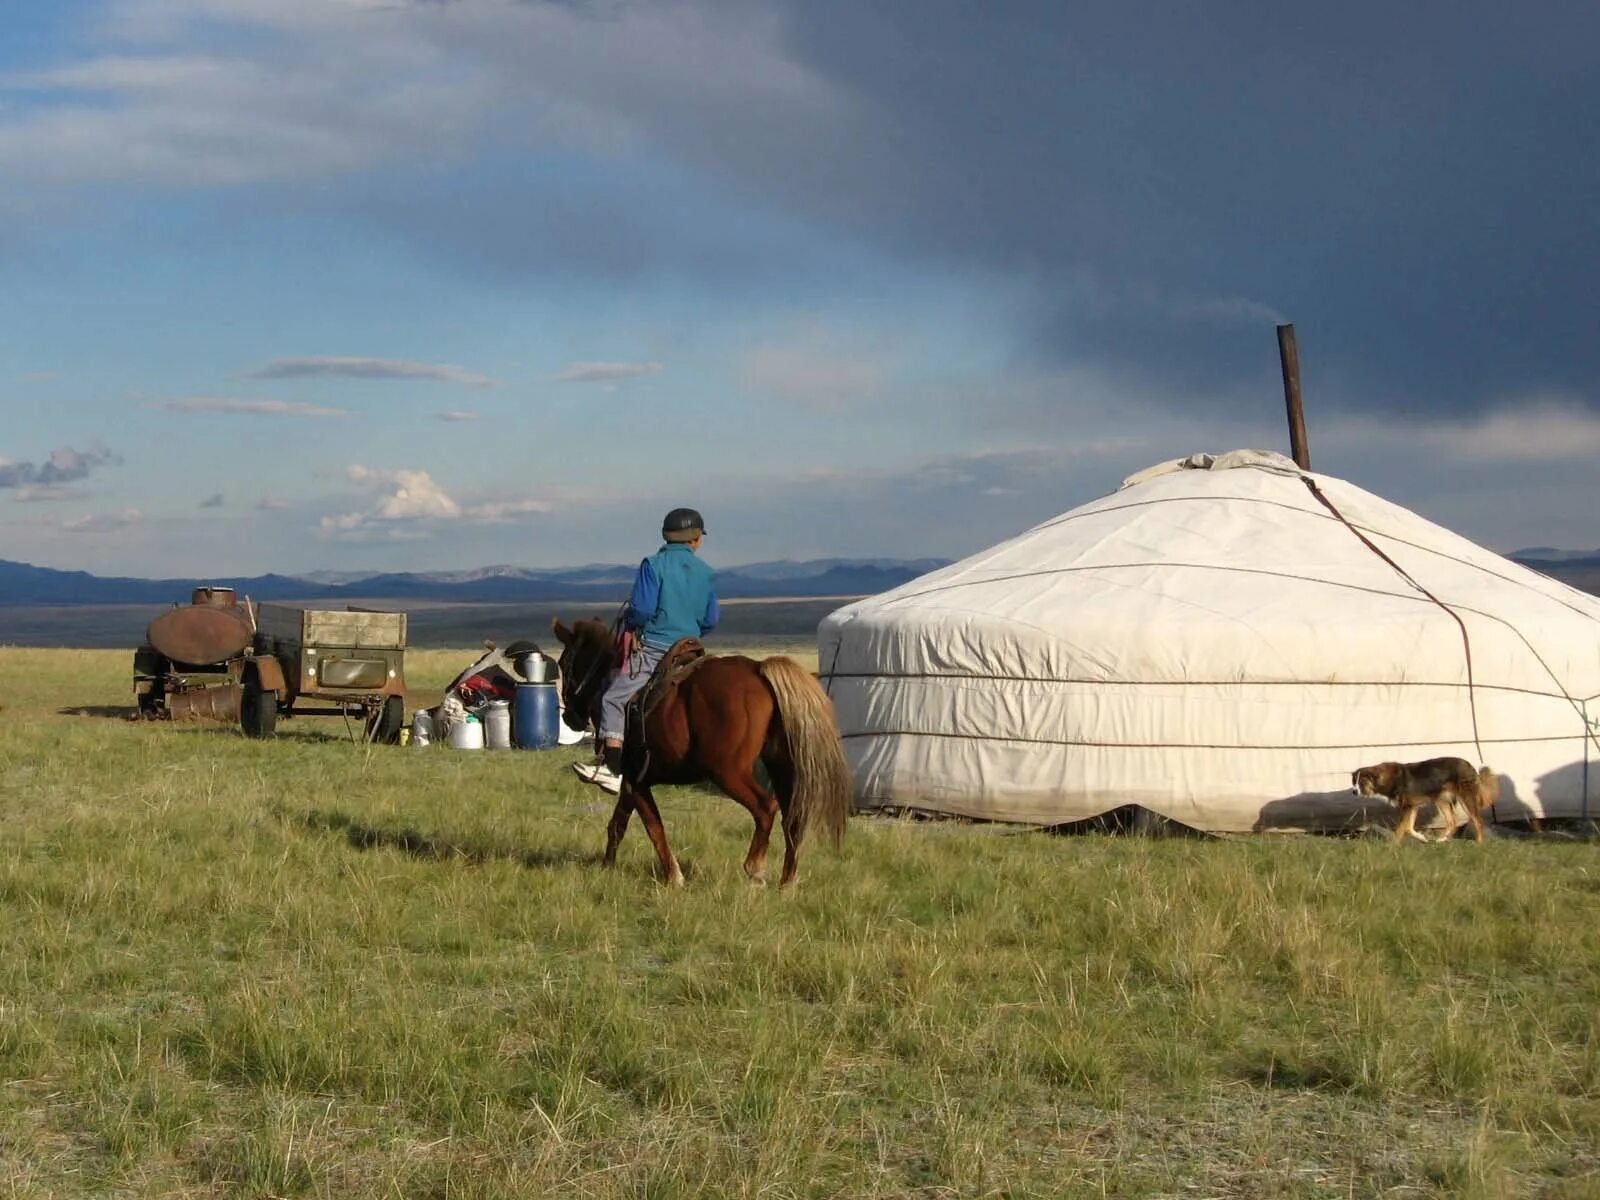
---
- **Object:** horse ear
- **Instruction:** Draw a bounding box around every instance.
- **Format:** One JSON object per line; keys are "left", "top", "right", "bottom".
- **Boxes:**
{"left": 551, "top": 618, "right": 573, "bottom": 645}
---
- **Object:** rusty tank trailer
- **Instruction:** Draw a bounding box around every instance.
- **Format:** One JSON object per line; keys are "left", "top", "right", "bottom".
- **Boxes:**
{"left": 133, "top": 586, "right": 279, "bottom": 731}
{"left": 134, "top": 587, "right": 407, "bottom": 742}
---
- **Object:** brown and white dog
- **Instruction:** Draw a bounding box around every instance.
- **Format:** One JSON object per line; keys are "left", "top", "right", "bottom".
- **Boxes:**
{"left": 1352, "top": 757, "right": 1499, "bottom": 843}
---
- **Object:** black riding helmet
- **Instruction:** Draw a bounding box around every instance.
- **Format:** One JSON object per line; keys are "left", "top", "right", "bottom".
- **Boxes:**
{"left": 662, "top": 507, "right": 706, "bottom": 543}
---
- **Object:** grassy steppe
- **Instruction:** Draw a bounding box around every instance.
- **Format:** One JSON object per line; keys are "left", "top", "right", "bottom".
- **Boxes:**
{"left": 1, "top": 648, "right": 1598, "bottom": 1198}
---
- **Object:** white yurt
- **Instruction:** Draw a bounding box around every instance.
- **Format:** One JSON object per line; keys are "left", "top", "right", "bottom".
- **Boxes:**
{"left": 818, "top": 450, "right": 1600, "bottom": 833}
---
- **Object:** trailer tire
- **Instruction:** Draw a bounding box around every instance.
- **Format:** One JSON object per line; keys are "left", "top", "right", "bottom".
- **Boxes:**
{"left": 367, "top": 695, "right": 404, "bottom": 745}
{"left": 241, "top": 667, "right": 278, "bottom": 739}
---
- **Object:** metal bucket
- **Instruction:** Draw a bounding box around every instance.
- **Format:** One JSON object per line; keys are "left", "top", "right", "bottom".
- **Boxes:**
{"left": 448, "top": 715, "right": 485, "bottom": 750}
{"left": 411, "top": 708, "right": 433, "bottom": 747}
{"left": 481, "top": 700, "right": 512, "bottom": 749}
{"left": 515, "top": 652, "right": 555, "bottom": 683}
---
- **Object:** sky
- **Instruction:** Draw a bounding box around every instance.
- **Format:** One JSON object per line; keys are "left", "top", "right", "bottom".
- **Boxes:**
{"left": 2, "top": 0, "right": 1597, "bottom": 577}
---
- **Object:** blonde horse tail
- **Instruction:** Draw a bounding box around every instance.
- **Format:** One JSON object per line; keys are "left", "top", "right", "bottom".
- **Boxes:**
{"left": 759, "top": 656, "right": 853, "bottom": 850}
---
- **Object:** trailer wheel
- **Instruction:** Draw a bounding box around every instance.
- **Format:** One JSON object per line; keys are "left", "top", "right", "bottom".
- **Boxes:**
{"left": 241, "top": 667, "right": 279, "bottom": 739}
{"left": 367, "top": 695, "right": 405, "bottom": 745}
{"left": 136, "top": 681, "right": 167, "bottom": 719}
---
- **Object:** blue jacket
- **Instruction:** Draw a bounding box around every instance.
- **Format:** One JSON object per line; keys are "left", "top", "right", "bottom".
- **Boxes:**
{"left": 626, "top": 543, "right": 719, "bottom": 649}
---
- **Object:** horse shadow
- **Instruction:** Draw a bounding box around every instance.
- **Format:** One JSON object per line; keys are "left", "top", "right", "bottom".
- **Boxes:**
{"left": 58, "top": 705, "right": 138, "bottom": 720}
{"left": 293, "top": 807, "right": 607, "bottom": 872}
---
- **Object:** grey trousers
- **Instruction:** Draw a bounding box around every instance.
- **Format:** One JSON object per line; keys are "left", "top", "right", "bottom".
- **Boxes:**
{"left": 597, "top": 642, "right": 665, "bottom": 742}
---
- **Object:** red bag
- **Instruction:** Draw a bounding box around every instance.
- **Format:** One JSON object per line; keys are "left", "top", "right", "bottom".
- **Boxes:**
{"left": 457, "top": 669, "right": 518, "bottom": 703}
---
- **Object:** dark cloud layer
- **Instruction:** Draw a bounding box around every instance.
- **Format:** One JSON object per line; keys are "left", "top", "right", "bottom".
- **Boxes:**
{"left": 360, "top": 1, "right": 1598, "bottom": 420}
{"left": 753, "top": 0, "right": 1600, "bottom": 415}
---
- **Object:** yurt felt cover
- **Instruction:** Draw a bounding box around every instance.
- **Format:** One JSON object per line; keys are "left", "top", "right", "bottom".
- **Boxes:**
{"left": 817, "top": 450, "right": 1600, "bottom": 832}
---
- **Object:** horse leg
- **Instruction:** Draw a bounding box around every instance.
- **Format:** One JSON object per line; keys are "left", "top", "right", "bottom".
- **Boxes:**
{"left": 603, "top": 792, "right": 634, "bottom": 868}
{"left": 764, "top": 756, "right": 803, "bottom": 890}
{"left": 628, "top": 782, "right": 684, "bottom": 886}
{"left": 706, "top": 764, "right": 780, "bottom": 885}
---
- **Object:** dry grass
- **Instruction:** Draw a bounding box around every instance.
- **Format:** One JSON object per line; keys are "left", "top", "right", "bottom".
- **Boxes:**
{"left": 1, "top": 648, "right": 1598, "bottom": 1197}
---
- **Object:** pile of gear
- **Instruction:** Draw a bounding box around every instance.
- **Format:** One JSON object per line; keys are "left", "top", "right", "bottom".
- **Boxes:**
{"left": 411, "top": 640, "right": 588, "bottom": 750}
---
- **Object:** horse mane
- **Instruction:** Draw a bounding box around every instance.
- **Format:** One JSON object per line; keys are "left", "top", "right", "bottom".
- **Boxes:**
{"left": 572, "top": 617, "right": 617, "bottom": 652}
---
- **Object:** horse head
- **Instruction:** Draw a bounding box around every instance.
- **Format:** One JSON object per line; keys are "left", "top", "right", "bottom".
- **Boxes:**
{"left": 551, "top": 617, "right": 616, "bottom": 731}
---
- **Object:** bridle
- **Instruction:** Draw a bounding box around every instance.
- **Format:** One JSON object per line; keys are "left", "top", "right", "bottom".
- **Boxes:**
{"left": 558, "top": 619, "right": 621, "bottom": 724}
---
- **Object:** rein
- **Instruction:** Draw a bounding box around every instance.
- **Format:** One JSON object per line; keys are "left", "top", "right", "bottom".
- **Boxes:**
{"left": 560, "top": 601, "right": 631, "bottom": 720}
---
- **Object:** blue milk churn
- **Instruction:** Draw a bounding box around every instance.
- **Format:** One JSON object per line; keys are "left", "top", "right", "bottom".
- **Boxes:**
{"left": 513, "top": 682, "right": 561, "bottom": 749}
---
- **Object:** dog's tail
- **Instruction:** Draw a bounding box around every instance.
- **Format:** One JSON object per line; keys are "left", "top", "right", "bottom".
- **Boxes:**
{"left": 1476, "top": 766, "right": 1500, "bottom": 809}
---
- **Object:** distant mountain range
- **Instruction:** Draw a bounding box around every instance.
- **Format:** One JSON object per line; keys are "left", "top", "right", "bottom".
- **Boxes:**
{"left": 1511, "top": 549, "right": 1600, "bottom": 595}
{"left": 5, "top": 549, "right": 1593, "bottom": 609}
{"left": 0, "top": 557, "right": 952, "bottom": 606}
{"left": 1511, "top": 548, "right": 1600, "bottom": 567}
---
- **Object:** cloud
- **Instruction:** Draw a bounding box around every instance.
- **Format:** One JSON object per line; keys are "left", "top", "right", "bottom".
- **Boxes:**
{"left": 321, "top": 464, "right": 556, "bottom": 540}
{"left": 10, "top": 485, "right": 86, "bottom": 503}
{"left": 62, "top": 507, "right": 142, "bottom": 534}
{"left": 257, "top": 496, "right": 295, "bottom": 510}
{"left": 738, "top": 338, "right": 890, "bottom": 410}
{"left": 1328, "top": 396, "right": 1600, "bottom": 463}
{"left": 317, "top": 513, "right": 435, "bottom": 543}
{"left": 345, "top": 465, "right": 461, "bottom": 520}
{"left": 2, "top": 0, "right": 1595, "bottom": 441}
{"left": 244, "top": 357, "right": 496, "bottom": 387}
{"left": 1422, "top": 398, "right": 1600, "bottom": 462}
{"left": 0, "top": 2, "right": 840, "bottom": 181}
{"left": 0, "top": 37, "right": 489, "bottom": 188}
{"left": 553, "top": 361, "right": 664, "bottom": 384}
{"left": 156, "top": 397, "right": 350, "bottom": 417}
{"left": 901, "top": 442, "right": 1148, "bottom": 493}
{"left": 199, "top": 492, "right": 225, "bottom": 508}
{"left": 435, "top": 410, "right": 481, "bottom": 422}
{"left": 0, "top": 444, "right": 122, "bottom": 490}
{"left": 464, "top": 497, "right": 556, "bottom": 522}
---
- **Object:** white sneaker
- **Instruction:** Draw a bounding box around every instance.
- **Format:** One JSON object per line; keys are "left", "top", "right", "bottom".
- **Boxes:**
{"left": 571, "top": 761, "right": 602, "bottom": 782}
{"left": 589, "top": 765, "right": 624, "bottom": 795}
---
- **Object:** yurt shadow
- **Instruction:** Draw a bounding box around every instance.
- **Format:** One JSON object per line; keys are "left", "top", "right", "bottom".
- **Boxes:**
{"left": 1252, "top": 790, "right": 1398, "bottom": 836}
{"left": 1530, "top": 758, "right": 1600, "bottom": 830}
{"left": 1045, "top": 805, "right": 1208, "bottom": 839}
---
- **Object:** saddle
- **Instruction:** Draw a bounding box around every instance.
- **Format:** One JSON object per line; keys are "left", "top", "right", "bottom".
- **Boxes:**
{"left": 622, "top": 637, "right": 708, "bottom": 779}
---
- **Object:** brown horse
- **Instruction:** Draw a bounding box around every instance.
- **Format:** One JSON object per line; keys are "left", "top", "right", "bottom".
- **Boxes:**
{"left": 551, "top": 618, "right": 852, "bottom": 888}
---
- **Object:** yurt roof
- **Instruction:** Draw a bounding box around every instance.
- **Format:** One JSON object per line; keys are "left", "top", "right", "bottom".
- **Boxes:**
{"left": 823, "top": 449, "right": 1600, "bottom": 695}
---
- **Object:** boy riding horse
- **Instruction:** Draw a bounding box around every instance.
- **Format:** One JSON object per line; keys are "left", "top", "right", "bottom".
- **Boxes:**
{"left": 572, "top": 507, "right": 719, "bottom": 794}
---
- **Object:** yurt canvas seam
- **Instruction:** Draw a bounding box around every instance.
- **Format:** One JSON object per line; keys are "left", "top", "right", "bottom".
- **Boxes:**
{"left": 1298, "top": 474, "right": 1600, "bottom": 768}
{"left": 874, "top": 560, "right": 1516, "bottom": 613}
{"left": 836, "top": 729, "right": 1581, "bottom": 751}
{"left": 858, "top": 530, "right": 1596, "bottom": 758}
{"left": 836, "top": 560, "right": 1596, "bottom": 749}
{"left": 1299, "top": 475, "right": 1485, "bottom": 764}
{"left": 820, "top": 672, "right": 1571, "bottom": 700}
{"left": 1030, "top": 490, "right": 1600, "bottom": 624}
